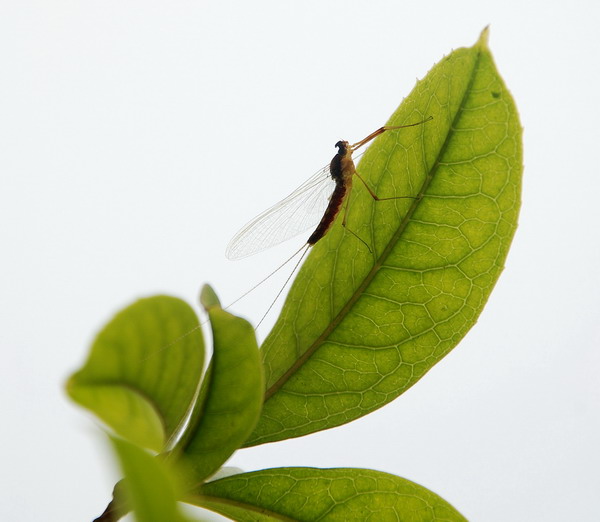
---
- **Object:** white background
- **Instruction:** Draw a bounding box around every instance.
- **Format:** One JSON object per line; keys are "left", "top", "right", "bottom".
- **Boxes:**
{"left": 2, "top": 1, "right": 599, "bottom": 521}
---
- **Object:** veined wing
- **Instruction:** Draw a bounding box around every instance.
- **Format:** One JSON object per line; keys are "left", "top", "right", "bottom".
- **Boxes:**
{"left": 226, "top": 163, "right": 334, "bottom": 260}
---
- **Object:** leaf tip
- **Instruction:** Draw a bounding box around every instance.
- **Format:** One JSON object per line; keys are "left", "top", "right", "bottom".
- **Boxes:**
{"left": 477, "top": 25, "right": 490, "bottom": 50}
{"left": 64, "top": 371, "right": 83, "bottom": 400}
{"left": 64, "top": 375, "right": 75, "bottom": 394}
{"left": 200, "top": 284, "right": 221, "bottom": 311}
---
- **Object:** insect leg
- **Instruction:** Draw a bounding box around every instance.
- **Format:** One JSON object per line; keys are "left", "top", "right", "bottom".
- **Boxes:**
{"left": 340, "top": 197, "right": 373, "bottom": 253}
{"left": 354, "top": 171, "right": 419, "bottom": 202}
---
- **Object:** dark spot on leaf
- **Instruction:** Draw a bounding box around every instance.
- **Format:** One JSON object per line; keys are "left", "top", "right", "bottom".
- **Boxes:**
{"left": 492, "top": 91, "right": 500, "bottom": 99}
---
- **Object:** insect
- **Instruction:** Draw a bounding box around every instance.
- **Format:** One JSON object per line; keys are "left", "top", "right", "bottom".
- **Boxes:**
{"left": 143, "top": 116, "right": 433, "bottom": 359}
{"left": 226, "top": 116, "right": 433, "bottom": 326}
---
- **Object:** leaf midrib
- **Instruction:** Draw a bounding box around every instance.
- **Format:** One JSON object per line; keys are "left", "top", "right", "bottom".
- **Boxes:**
{"left": 264, "top": 47, "right": 483, "bottom": 403}
{"left": 194, "top": 494, "right": 297, "bottom": 522}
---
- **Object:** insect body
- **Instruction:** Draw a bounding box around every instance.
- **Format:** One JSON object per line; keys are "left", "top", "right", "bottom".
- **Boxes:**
{"left": 306, "top": 139, "right": 354, "bottom": 246}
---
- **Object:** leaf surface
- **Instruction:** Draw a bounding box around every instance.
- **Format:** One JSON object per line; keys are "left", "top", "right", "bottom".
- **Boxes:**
{"left": 67, "top": 296, "right": 204, "bottom": 451}
{"left": 247, "top": 28, "right": 522, "bottom": 446}
{"left": 193, "top": 467, "right": 466, "bottom": 521}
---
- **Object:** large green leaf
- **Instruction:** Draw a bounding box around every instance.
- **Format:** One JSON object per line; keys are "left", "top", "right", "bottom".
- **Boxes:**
{"left": 172, "top": 286, "right": 264, "bottom": 484}
{"left": 192, "top": 467, "right": 466, "bottom": 521}
{"left": 67, "top": 296, "right": 204, "bottom": 451}
{"left": 247, "top": 28, "right": 522, "bottom": 446}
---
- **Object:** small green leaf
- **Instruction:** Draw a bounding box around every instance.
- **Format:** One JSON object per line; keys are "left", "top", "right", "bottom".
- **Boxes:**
{"left": 174, "top": 301, "right": 264, "bottom": 483}
{"left": 109, "top": 436, "right": 191, "bottom": 522}
{"left": 192, "top": 467, "right": 466, "bottom": 521}
{"left": 67, "top": 296, "right": 204, "bottom": 451}
{"left": 248, "top": 28, "right": 522, "bottom": 446}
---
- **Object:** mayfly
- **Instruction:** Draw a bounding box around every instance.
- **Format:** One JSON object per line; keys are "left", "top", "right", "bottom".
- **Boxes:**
{"left": 226, "top": 116, "right": 433, "bottom": 326}
{"left": 143, "top": 116, "right": 433, "bottom": 360}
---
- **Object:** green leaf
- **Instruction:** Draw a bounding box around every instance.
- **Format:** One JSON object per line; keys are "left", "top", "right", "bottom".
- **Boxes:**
{"left": 192, "top": 467, "right": 466, "bottom": 521}
{"left": 173, "top": 290, "right": 264, "bottom": 483}
{"left": 109, "top": 436, "right": 191, "bottom": 522}
{"left": 247, "top": 28, "right": 522, "bottom": 446}
{"left": 67, "top": 296, "right": 204, "bottom": 451}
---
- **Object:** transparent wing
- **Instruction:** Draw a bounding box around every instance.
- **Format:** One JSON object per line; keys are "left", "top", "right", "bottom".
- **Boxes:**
{"left": 226, "top": 163, "right": 334, "bottom": 260}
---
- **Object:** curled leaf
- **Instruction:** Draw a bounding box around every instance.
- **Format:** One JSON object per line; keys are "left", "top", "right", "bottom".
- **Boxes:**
{"left": 67, "top": 296, "right": 204, "bottom": 451}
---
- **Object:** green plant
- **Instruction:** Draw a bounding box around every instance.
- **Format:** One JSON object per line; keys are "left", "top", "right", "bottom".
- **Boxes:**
{"left": 67, "top": 28, "right": 522, "bottom": 521}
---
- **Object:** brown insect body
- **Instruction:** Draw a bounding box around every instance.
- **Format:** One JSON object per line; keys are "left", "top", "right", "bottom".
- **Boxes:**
{"left": 307, "top": 140, "right": 355, "bottom": 246}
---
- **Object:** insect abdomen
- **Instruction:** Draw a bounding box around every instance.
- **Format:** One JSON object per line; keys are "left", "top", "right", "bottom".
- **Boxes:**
{"left": 307, "top": 184, "right": 348, "bottom": 245}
